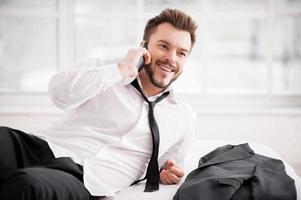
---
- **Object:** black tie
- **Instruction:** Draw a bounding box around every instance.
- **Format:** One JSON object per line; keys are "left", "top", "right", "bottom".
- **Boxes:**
{"left": 131, "top": 79, "right": 169, "bottom": 192}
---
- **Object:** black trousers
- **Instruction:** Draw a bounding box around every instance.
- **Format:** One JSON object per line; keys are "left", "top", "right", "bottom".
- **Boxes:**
{"left": 0, "top": 126, "right": 93, "bottom": 200}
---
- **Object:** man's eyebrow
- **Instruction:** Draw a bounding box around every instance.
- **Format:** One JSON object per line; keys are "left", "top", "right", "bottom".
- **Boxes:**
{"left": 157, "top": 40, "right": 189, "bottom": 53}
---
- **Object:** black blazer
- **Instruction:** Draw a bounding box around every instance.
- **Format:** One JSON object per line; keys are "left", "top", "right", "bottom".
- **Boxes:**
{"left": 174, "top": 143, "right": 296, "bottom": 200}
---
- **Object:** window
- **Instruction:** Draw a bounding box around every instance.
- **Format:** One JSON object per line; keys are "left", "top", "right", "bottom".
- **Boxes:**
{"left": 0, "top": 0, "right": 57, "bottom": 92}
{"left": 0, "top": 0, "right": 301, "bottom": 112}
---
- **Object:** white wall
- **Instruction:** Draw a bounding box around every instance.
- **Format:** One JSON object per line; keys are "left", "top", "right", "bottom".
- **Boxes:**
{"left": 195, "top": 113, "right": 301, "bottom": 173}
{"left": 1, "top": 111, "right": 300, "bottom": 176}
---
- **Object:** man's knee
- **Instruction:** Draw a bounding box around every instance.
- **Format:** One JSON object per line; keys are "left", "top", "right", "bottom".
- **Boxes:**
{"left": 0, "top": 126, "right": 12, "bottom": 138}
{"left": 0, "top": 126, "right": 19, "bottom": 180}
{"left": 0, "top": 168, "right": 90, "bottom": 200}
{"left": 0, "top": 170, "right": 46, "bottom": 200}
{"left": 0, "top": 126, "right": 15, "bottom": 134}
{"left": 0, "top": 126, "right": 10, "bottom": 131}
{"left": 0, "top": 126, "right": 19, "bottom": 144}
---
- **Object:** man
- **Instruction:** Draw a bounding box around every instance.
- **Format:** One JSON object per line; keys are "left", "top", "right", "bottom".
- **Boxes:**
{"left": 0, "top": 8, "right": 197, "bottom": 199}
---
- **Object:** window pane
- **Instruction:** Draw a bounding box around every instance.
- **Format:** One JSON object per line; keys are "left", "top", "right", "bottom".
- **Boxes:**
{"left": 208, "top": 0, "right": 267, "bottom": 11}
{"left": 273, "top": 16, "right": 301, "bottom": 92}
{"left": 144, "top": 0, "right": 203, "bottom": 13}
{"left": 0, "top": 17, "right": 57, "bottom": 92}
{"left": 74, "top": 0, "right": 136, "bottom": 15}
{"left": 74, "top": 17, "right": 137, "bottom": 63}
{"left": 206, "top": 16, "right": 267, "bottom": 93}
{"left": 275, "top": 0, "right": 301, "bottom": 11}
{"left": 0, "top": 0, "right": 56, "bottom": 11}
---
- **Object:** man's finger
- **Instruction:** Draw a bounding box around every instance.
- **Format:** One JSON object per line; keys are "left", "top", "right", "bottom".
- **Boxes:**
{"left": 160, "top": 168, "right": 183, "bottom": 184}
{"left": 166, "top": 170, "right": 181, "bottom": 184}
{"left": 170, "top": 166, "right": 184, "bottom": 177}
{"left": 141, "top": 48, "right": 151, "bottom": 65}
{"left": 163, "top": 159, "right": 176, "bottom": 170}
{"left": 160, "top": 170, "right": 173, "bottom": 184}
{"left": 140, "top": 41, "right": 151, "bottom": 65}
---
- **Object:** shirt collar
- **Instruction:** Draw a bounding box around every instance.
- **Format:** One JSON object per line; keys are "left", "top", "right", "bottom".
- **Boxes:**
{"left": 136, "top": 77, "right": 173, "bottom": 101}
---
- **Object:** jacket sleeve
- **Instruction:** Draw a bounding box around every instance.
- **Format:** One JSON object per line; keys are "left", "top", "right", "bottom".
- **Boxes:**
{"left": 48, "top": 58, "right": 123, "bottom": 111}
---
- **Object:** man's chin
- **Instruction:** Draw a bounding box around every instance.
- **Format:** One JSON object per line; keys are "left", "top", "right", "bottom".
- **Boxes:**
{"left": 145, "top": 67, "right": 175, "bottom": 89}
{"left": 152, "top": 79, "right": 173, "bottom": 89}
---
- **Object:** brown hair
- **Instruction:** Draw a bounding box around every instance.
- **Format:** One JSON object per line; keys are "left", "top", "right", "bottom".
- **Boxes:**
{"left": 143, "top": 8, "right": 197, "bottom": 49}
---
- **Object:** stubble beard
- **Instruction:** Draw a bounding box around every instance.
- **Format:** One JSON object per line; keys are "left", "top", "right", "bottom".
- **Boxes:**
{"left": 144, "top": 61, "right": 178, "bottom": 89}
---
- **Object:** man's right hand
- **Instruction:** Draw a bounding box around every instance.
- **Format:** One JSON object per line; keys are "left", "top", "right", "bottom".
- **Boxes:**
{"left": 117, "top": 47, "right": 151, "bottom": 79}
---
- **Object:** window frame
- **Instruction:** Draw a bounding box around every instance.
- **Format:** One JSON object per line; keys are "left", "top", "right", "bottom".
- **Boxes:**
{"left": 0, "top": 0, "right": 301, "bottom": 114}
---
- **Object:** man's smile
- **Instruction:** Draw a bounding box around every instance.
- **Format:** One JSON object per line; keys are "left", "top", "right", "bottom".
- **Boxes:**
{"left": 156, "top": 62, "right": 175, "bottom": 73}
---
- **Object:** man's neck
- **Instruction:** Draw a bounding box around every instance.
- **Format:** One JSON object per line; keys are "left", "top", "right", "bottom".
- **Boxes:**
{"left": 138, "top": 73, "right": 164, "bottom": 97}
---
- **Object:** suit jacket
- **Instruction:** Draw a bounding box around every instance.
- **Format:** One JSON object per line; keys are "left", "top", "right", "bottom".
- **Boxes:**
{"left": 174, "top": 143, "right": 296, "bottom": 200}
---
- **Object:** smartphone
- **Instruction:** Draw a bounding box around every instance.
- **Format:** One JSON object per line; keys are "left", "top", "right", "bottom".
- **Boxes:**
{"left": 136, "top": 42, "right": 148, "bottom": 72}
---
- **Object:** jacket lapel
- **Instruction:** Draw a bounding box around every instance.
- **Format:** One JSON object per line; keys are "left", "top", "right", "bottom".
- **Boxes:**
{"left": 199, "top": 143, "right": 254, "bottom": 169}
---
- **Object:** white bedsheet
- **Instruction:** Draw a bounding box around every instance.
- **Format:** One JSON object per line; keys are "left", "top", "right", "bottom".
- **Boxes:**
{"left": 104, "top": 140, "right": 301, "bottom": 200}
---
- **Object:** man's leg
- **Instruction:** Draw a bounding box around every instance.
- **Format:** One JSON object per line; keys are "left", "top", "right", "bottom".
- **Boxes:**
{"left": 0, "top": 167, "right": 90, "bottom": 200}
{"left": 0, "top": 126, "right": 54, "bottom": 182}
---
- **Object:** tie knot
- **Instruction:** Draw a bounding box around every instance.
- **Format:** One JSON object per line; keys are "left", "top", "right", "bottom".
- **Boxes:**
{"left": 148, "top": 101, "right": 156, "bottom": 109}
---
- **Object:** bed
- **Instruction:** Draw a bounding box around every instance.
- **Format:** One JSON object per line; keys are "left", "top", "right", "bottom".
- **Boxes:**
{"left": 104, "top": 140, "right": 301, "bottom": 200}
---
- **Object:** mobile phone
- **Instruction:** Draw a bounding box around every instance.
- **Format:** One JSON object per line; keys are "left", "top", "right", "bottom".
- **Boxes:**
{"left": 136, "top": 42, "right": 148, "bottom": 72}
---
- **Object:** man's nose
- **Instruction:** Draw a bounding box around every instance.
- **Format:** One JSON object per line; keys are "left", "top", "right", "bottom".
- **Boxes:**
{"left": 165, "top": 50, "right": 176, "bottom": 64}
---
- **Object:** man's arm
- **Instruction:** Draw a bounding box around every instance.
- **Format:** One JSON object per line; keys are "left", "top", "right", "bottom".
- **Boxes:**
{"left": 48, "top": 61, "right": 122, "bottom": 111}
{"left": 158, "top": 109, "right": 197, "bottom": 185}
{"left": 48, "top": 47, "right": 150, "bottom": 111}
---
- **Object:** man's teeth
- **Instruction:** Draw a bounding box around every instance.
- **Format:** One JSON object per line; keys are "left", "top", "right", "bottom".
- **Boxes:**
{"left": 158, "top": 64, "right": 174, "bottom": 72}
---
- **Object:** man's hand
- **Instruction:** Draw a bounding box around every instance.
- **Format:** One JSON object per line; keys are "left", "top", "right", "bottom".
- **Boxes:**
{"left": 118, "top": 46, "right": 151, "bottom": 79}
{"left": 160, "top": 159, "right": 184, "bottom": 185}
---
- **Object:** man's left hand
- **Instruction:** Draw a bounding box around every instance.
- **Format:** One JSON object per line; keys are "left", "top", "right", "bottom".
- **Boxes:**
{"left": 160, "top": 159, "right": 184, "bottom": 184}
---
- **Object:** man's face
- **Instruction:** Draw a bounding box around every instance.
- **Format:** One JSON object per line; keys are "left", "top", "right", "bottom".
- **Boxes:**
{"left": 144, "top": 23, "right": 191, "bottom": 89}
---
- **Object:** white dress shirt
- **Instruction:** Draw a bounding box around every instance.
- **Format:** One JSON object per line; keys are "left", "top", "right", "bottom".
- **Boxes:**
{"left": 33, "top": 58, "right": 196, "bottom": 197}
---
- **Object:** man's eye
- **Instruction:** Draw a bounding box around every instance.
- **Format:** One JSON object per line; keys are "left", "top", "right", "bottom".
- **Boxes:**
{"left": 159, "top": 44, "right": 168, "bottom": 49}
{"left": 178, "top": 52, "right": 187, "bottom": 57}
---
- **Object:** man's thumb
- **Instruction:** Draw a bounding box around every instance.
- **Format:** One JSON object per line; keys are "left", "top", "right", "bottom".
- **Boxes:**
{"left": 164, "top": 159, "right": 175, "bottom": 169}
